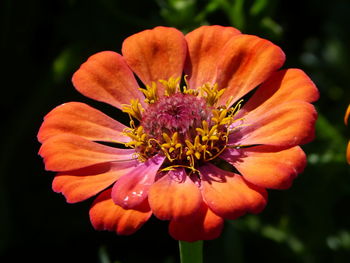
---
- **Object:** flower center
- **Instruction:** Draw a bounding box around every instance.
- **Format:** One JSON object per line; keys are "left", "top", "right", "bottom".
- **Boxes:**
{"left": 121, "top": 77, "right": 243, "bottom": 172}
{"left": 141, "top": 93, "right": 211, "bottom": 140}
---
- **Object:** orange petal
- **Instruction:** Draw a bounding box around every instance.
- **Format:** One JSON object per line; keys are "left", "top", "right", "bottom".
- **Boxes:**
{"left": 199, "top": 163, "right": 267, "bottom": 220}
{"left": 38, "top": 102, "right": 130, "bottom": 143}
{"left": 39, "top": 134, "right": 135, "bottom": 171}
{"left": 184, "top": 25, "right": 241, "bottom": 89}
{"left": 89, "top": 189, "right": 152, "bottom": 235}
{"left": 112, "top": 155, "right": 165, "bottom": 209}
{"left": 216, "top": 34, "right": 285, "bottom": 107}
{"left": 122, "top": 27, "right": 187, "bottom": 96}
{"left": 345, "top": 104, "right": 350, "bottom": 125}
{"left": 53, "top": 160, "right": 139, "bottom": 203}
{"left": 221, "top": 146, "right": 306, "bottom": 189}
{"left": 240, "top": 69, "right": 319, "bottom": 116}
{"left": 230, "top": 101, "right": 317, "bottom": 148}
{"left": 72, "top": 51, "right": 145, "bottom": 110}
{"left": 168, "top": 202, "right": 224, "bottom": 242}
{"left": 148, "top": 169, "right": 202, "bottom": 220}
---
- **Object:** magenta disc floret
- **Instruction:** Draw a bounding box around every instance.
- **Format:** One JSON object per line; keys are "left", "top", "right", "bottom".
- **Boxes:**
{"left": 141, "top": 93, "right": 212, "bottom": 141}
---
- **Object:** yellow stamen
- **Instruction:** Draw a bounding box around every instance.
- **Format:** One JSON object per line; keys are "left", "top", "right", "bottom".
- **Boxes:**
{"left": 200, "top": 83, "right": 226, "bottom": 106}
{"left": 140, "top": 82, "right": 158, "bottom": 104}
{"left": 124, "top": 126, "right": 147, "bottom": 148}
{"left": 161, "top": 132, "right": 183, "bottom": 161}
{"left": 122, "top": 99, "right": 144, "bottom": 121}
{"left": 159, "top": 76, "right": 181, "bottom": 96}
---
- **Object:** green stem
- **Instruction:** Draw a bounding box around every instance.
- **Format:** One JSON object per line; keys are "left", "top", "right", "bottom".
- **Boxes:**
{"left": 179, "top": 240, "right": 203, "bottom": 263}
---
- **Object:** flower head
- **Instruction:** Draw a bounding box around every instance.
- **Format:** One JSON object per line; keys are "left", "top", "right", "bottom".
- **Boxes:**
{"left": 38, "top": 26, "right": 319, "bottom": 242}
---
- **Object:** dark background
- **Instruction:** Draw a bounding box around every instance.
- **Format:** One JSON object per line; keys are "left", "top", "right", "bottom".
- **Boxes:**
{"left": 1, "top": 0, "right": 349, "bottom": 262}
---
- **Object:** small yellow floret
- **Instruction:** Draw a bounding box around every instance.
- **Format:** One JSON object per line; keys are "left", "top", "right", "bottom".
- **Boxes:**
{"left": 140, "top": 82, "right": 158, "bottom": 104}
{"left": 159, "top": 76, "right": 181, "bottom": 96}
{"left": 122, "top": 99, "right": 144, "bottom": 121}
{"left": 200, "top": 83, "right": 226, "bottom": 106}
{"left": 161, "top": 132, "right": 182, "bottom": 154}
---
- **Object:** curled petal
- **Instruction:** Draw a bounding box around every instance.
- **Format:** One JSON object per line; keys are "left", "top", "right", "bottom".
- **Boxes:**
{"left": 112, "top": 155, "right": 165, "bottom": 209}
{"left": 72, "top": 51, "right": 145, "bottom": 110}
{"left": 122, "top": 26, "right": 187, "bottom": 96}
{"left": 89, "top": 189, "right": 152, "bottom": 235}
{"left": 221, "top": 146, "right": 306, "bottom": 189}
{"left": 148, "top": 169, "right": 202, "bottom": 220}
{"left": 199, "top": 163, "right": 267, "bottom": 220}
{"left": 39, "top": 134, "right": 135, "bottom": 171}
{"left": 53, "top": 159, "right": 139, "bottom": 203}
{"left": 38, "top": 102, "right": 130, "bottom": 143}
{"left": 240, "top": 69, "right": 319, "bottom": 116}
{"left": 184, "top": 25, "right": 241, "bottom": 89}
{"left": 230, "top": 101, "right": 317, "bottom": 148}
{"left": 216, "top": 34, "right": 285, "bottom": 107}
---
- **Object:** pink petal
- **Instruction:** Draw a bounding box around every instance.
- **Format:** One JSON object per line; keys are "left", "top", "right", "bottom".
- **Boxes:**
{"left": 111, "top": 155, "right": 165, "bottom": 209}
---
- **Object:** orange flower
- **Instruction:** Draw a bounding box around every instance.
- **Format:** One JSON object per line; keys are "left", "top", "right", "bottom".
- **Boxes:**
{"left": 38, "top": 26, "right": 319, "bottom": 242}
{"left": 345, "top": 104, "right": 350, "bottom": 164}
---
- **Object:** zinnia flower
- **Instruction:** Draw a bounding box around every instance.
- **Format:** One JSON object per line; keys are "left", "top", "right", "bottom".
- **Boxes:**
{"left": 38, "top": 26, "right": 319, "bottom": 242}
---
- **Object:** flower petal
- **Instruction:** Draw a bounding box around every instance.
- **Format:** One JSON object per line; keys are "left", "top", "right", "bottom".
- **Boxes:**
{"left": 122, "top": 26, "right": 187, "bottom": 96}
{"left": 199, "top": 163, "right": 267, "bottom": 220}
{"left": 72, "top": 51, "right": 145, "bottom": 110}
{"left": 53, "top": 159, "right": 139, "bottom": 203}
{"left": 38, "top": 102, "right": 130, "bottom": 143}
{"left": 240, "top": 69, "right": 319, "bottom": 116}
{"left": 39, "top": 134, "right": 135, "bottom": 171}
{"left": 221, "top": 146, "right": 306, "bottom": 189}
{"left": 229, "top": 101, "right": 317, "bottom": 148}
{"left": 184, "top": 25, "right": 241, "bottom": 89}
{"left": 168, "top": 202, "right": 224, "bottom": 242}
{"left": 112, "top": 155, "right": 165, "bottom": 209}
{"left": 89, "top": 189, "right": 152, "bottom": 235}
{"left": 216, "top": 34, "right": 285, "bottom": 107}
{"left": 345, "top": 104, "right": 350, "bottom": 126}
{"left": 148, "top": 169, "right": 202, "bottom": 220}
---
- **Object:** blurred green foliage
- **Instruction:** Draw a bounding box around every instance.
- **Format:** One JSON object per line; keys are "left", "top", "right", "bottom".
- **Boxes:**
{"left": 1, "top": 0, "right": 349, "bottom": 262}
